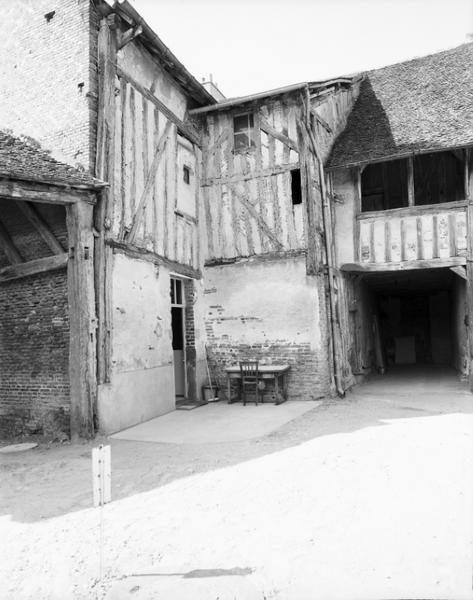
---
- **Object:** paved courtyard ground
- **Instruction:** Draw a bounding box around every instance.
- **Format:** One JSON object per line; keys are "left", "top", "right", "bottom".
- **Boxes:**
{"left": 1, "top": 367, "right": 472, "bottom": 599}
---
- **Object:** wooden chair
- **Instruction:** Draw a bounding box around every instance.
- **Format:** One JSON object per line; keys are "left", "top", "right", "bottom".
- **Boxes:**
{"left": 239, "top": 361, "right": 261, "bottom": 406}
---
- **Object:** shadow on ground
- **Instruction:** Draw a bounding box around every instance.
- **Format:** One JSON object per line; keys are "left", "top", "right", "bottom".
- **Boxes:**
{"left": 1, "top": 366, "right": 471, "bottom": 523}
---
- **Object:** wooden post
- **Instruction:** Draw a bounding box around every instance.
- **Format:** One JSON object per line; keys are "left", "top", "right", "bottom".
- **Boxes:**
{"left": 407, "top": 156, "right": 415, "bottom": 207}
{"left": 464, "top": 147, "right": 472, "bottom": 390}
{"left": 95, "top": 14, "right": 117, "bottom": 384}
{"left": 67, "top": 201, "right": 97, "bottom": 439}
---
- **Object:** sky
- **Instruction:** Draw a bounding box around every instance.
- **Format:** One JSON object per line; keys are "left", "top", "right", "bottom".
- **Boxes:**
{"left": 131, "top": 0, "right": 473, "bottom": 98}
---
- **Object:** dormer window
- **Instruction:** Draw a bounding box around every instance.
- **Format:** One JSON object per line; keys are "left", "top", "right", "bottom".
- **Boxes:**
{"left": 233, "top": 113, "right": 255, "bottom": 152}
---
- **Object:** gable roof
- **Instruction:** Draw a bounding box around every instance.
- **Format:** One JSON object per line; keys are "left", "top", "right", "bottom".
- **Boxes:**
{"left": 327, "top": 42, "right": 473, "bottom": 169}
{"left": 0, "top": 131, "right": 104, "bottom": 189}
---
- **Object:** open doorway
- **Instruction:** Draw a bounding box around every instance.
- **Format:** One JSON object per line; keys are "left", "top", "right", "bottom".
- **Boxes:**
{"left": 348, "top": 267, "right": 468, "bottom": 380}
{"left": 170, "top": 277, "right": 186, "bottom": 400}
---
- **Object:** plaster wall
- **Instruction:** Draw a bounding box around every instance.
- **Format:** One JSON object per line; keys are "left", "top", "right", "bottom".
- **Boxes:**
{"left": 117, "top": 40, "right": 187, "bottom": 120}
{"left": 331, "top": 168, "right": 357, "bottom": 267}
{"left": 203, "top": 255, "right": 331, "bottom": 400}
{"left": 97, "top": 253, "right": 175, "bottom": 433}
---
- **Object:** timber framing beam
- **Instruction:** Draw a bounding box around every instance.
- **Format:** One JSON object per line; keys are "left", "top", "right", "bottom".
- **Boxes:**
{"left": 0, "top": 179, "right": 96, "bottom": 205}
{"left": 259, "top": 115, "right": 299, "bottom": 153}
{"left": 67, "top": 202, "right": 97, "bottom": 440}
{"left": 0, "top": 253, "right": 67, "bottom": 282}
{"left": 117, "top": 24, "right": 143, "bottom": 50}
{"left": 125, "top": 120, "right": 172, "bottom": 243}
{"left": 108, "top": 240, "right": 201, "bottom": 279}
{"left": 16, "top": 201, "right": 64, "bottom": 254}
{"left": 0, "top": 218, "right": 23, "bottom": 264}
{"left": 116, "top": 67, "right": 200, "bottom": 146}
{"left": 341, "top": 257, "right": 467, "bottom": 273}
{"left": 450, "top": 265, "right": 467, "bottom": 280}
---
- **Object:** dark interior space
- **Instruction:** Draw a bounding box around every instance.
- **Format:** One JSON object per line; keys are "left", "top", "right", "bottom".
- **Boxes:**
{"left": 359, "top": 268, "right": 467, "bottom": 375}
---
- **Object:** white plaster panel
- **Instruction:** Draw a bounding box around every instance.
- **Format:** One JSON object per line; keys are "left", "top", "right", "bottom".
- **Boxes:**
{"left": 204, "top": 256, "right": 321, "bottom": 350}
{"left": 332, "top": 169, "right": 356, "bottom": 266}
{"left": 118, "top": 41, "right": 187, "bottom": 119}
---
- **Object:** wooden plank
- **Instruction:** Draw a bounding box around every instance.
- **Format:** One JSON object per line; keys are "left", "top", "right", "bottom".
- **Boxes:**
{"left": 67, "top": 202, "right": 97, "bottom": 439}
{"left": 260, "top": 115, "right": 299, "bottom": 153}
{"left": 416, "top": 216, "right": 423, "bottom": 260}
{"left": 0, "top": 218, "right": 23, "bottom": 264}
{"left": 116, "top": 66, "right": 200, "bottom": 145}
{"left": 0, "top": 181, "right": 94, "bottom": 205}
{"left": 467, "top": 200, "right": 473, "bottom": 391}
{"left": 202, "top": 163, "right": 300, "bottom": 187}
{"left": 0, "top": 253, "right": 67, "bottom": 282}
{"left": 384, "top": 220, "right": 391, "bottom": 262}
{"left": 341, "top": 256, "right": 467, "bottom": 272}
{"left": 449, "top": 212, "right": 457, "bottom": 256}
{"left": 356, "top": 199, "right": 467, "bottom": 220}
{"left": 126, "top": 120, "right": 172, "bottom": 244}
{"left": 16, "top": 201, "right": 64, "bottom": 254}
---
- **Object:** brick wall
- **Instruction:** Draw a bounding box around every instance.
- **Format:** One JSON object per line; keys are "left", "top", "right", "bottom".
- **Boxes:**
{"left": 0, "top": 270, "right": 70, "bottom": 439}
{"left": 184, "top": 279, "right": 197, "bottom": 400}
{"left": 203, "top": 258, "right": 333, "bottom": 402}
{"left": 0, "top": 0, "right": 96, "bottom": 171}
{"left": 0, "top": 202, "right": 70, "bottom": 439}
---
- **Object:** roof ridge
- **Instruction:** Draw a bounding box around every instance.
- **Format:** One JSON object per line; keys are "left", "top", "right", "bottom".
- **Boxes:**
{"left": 364, "top": 41, "right": 473, "bottom": 76}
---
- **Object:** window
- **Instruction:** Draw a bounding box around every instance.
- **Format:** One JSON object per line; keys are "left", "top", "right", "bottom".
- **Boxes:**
{"left": 233, "top": 113, "right": 255, "bottom": 152}
{"left": 183, "top": 165, "right": 190, "bottom": 184}
{"left": 414, "top": 152, "right": 463, "bottom": 205}
{"left": 360, "top": 151, "right": 465, "bottom": 213}
{"left": 291, "top": 169, "right": 302, "bottom": 205}
{"left": 361, "top": 159, "right": 408, "bottom": 212}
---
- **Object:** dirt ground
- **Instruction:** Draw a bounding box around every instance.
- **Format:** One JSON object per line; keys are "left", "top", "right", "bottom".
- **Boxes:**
{"left": 1, "top": 370, "right": 473, "bottom": 600}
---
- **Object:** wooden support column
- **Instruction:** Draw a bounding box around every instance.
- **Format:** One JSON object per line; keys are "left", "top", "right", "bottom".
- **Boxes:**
{"left": 466, "top": 148, "right": 473, "bottom": 391}
{"left": 95, "top": 14, "right": 117, "bottom": 385}
{"left": 67, "top": 201, "right": 97, "bottom": 439}
{"left": 407, "top": 156, "right": 415, "bottom": 206}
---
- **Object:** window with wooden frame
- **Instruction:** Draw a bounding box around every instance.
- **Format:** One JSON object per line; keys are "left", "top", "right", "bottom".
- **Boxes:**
{"left": 183, "top": 165, "right": 191, "bottom": 184}
{"left": 233, "top": 112, "right": 255, "bottom": 152}
{"left": 361, "top": 150, "right": 466, "bottom": 212}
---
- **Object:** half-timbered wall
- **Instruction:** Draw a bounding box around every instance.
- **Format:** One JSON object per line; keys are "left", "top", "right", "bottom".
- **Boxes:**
{"left": 111, "top": 40, "right": 200, "bottom": 269}
{"left": 96, "top": 31, "right": 207, "bottom": 433}
{"left": 201, "top": 96, "right": 304, "bottom": 261}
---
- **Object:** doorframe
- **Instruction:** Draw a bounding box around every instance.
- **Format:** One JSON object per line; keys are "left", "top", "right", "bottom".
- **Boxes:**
{"left": 170, "top": 275, "right": 187, "bottom": 398}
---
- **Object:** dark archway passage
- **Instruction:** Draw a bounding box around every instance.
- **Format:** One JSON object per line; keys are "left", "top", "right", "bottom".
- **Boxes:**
{"left": 350, "top": 268, "right": 468, "bottom": 381}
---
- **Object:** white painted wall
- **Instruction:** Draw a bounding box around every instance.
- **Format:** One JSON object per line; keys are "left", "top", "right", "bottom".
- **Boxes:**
{"left": 331, "top": 168, "right": 357, "bottom": 267}
{"left": 98, "top": 254, "right": 175, "bottom": 433}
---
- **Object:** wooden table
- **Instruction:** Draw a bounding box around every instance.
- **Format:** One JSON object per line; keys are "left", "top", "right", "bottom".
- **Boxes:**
{"left": 225, "top": 364, "right": 290, "bottom": 405}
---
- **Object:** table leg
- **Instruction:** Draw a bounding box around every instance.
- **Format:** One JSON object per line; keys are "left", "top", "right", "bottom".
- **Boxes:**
{"left": 275, "top": 373, "right": 287, "bottom": 405}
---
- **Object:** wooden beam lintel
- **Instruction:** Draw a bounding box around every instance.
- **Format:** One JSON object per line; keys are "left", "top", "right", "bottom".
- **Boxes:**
{"left": 341, "top": 257, "right": 467, "bottom": 273}
{"left": 0, "top": 180, "right": 95, "bottom": 205}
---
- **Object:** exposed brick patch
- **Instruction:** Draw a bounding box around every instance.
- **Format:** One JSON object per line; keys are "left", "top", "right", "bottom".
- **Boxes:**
{"left": 184, "top": 279, "right": 197, "bottom": 400}
{"left": 205, "top": 342, "right": 331, "bottom": 402}
{"left": 0, "top": 270, "right": 70, "bottom": 439}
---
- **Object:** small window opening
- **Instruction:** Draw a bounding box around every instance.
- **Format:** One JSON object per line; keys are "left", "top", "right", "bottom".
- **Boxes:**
{"left": 291, "top": 169, "right": 302, "bottom": 205}
{"left": 233, "top": 113, "right": 255, "bottom": 152}
{"left": 361, "top": 159, "right": 408, "bottom": 212}
{"left": 44, "top": 10, "right": 55, "bottom": 22}
{"left": 183, "top": 165, "right": 190, "bottom": 184}
{"left": 414, "top": 151, "right": 463, "bottom": 205}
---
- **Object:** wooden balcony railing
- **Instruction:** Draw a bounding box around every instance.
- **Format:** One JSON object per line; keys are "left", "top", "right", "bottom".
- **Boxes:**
{"left": 356, "top": 201, "right": 467, "bottom": 266}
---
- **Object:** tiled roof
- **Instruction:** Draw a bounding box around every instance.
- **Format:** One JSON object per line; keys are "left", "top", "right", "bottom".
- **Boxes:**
{"left": 327, "top": 43, "right": 473, "bottom": 168}
{"left": 0, "top": 130, "right": 103, "bottom": 188}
